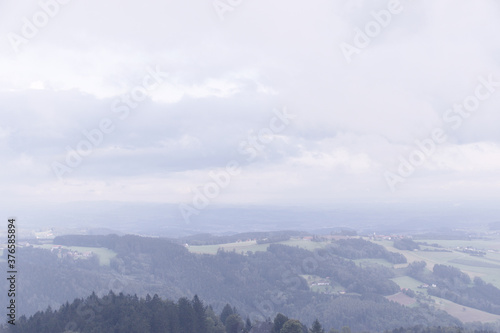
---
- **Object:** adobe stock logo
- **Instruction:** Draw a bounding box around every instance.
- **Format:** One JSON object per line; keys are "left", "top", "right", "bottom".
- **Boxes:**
{"left": 339, "top": 0, "right": 403, "bottom": 63}
{"left": 179, "top": 107, "right": 295, "bottom": 223}
{"left": 51, "top": 66, "right": 168, "bottom": 180}
{"left": 7, "top": 0, "right": 72, "bottom": 54}
{"left": 384, "top": 74, "right": 500, "bottom": 192}
{"left": 213, "top": 0, "right": 243, "bottom": 21}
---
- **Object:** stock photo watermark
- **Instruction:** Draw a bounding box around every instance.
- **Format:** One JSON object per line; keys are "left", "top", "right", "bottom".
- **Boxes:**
{"left": 213, "top": 0, "right": 244, "bottom": 21}
{"left": 7, "top": 0, "right": 73, "bottom": 54}
{"left": 339, "top": 0, "right": 403, "bottom": 64}
{"left": 384, "top": 74, "right": 500, "bottom": 192}
{"left": 6, "top": 218, "right": 17, "bottom": 326}
{"left": 178, "top": 107, "right": 296, "bottom": 223}
{"left": 51, "top": 65, "right": 168, "bottom": 181}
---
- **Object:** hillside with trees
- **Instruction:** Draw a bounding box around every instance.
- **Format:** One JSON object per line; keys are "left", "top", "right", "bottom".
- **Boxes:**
{"left": 0, "top": 234, "right": 489, "bottom": 331}
{"left": 1, "top": 293, "right": 494, "bottom": 333}
{"left": 407, "top": 261, "right": 500, "bottom": 315}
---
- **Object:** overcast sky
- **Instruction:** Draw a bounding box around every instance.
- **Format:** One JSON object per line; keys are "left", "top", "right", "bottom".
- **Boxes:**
{"left": 1, "top": 0, "right": 500, "bottom": 222}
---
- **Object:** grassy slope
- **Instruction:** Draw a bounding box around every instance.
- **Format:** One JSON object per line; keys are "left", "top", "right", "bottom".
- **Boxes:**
{"left": 373, "top": 238, "right": 500, "bottom": 288}
{"left": 376, "top": 237, "right": 500, "bottom": 323}
{"left": 36, "top": 244, "right": 117, "bottom": 266}
{"left": 187, "top": 238, "right": 326, "bottom": 255}
{"left": 430, "top": 296, "right": 500, "bottom": 323}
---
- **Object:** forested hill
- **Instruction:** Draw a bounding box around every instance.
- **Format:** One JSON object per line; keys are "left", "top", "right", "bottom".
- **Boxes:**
{"left": 1, "top": 292, "right": 493, "bottom": 333}
{"left": 1, "top": 234, "right": 491, "bottom": 331}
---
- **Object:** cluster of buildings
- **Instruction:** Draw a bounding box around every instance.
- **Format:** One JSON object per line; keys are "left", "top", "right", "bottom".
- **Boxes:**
{"left": 370, "top": 234, "right": 408, "bottom": 241}
{"left": 307, "top": 277, "right": 347, "bottom": 295}
{"left": 456, "top": 246, "right": 486, "bottom": 256}
{"left": 51, "top": 245, "right": 93, "bottom": 260}
{"left": 418, "top": 284, "right": 437, "bottom": 288}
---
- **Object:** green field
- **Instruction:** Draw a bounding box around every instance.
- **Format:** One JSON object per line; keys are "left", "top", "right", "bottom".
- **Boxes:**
{"left": 188, "top": 238, "right": 326, "bottom": 255}
{"left": 449, "top": 258, "right": 500, "bottom": 268}
{"left": 187, "top": 240, "right": 269, "bottom": 255}
{"left": 279, "top": 239, "right": 327, "bottom": 251}
{"left": 391, "top": 276, "right": 424, "bottom": 290}
{"left": 419, "top": 239, "right": 500, "bottom": 251}
{"left": 386, "top": 292, "right": 417, "bottom": 307}
{"left": 430, "top": 295, "right": 500, "bottom": 323}
{"left": 373, "top": 239, "right": 500, "bottom": 289}
{"left": 354, "top": 258, "right": 393, "bottom": 268}
{"left": 37, "top": 244, "right": 117, "bottom": 266}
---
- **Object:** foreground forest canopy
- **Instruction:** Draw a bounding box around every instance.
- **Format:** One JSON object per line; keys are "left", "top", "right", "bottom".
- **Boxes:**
{"left": 1, "top": 292, "right": 495, "bottom": 333}
{"left": 2, "top": 231, "right": 500, "bottom": 332}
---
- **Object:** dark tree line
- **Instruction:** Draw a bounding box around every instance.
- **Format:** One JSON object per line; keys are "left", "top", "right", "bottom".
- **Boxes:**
{"left": 393, "top": 238, "right": 420, "bottom": 251}
{"left": 5, "top": 293, "right": 236, "bottom": 333}
{"left": 328, "top": 238, "right": 407, "bottom": 264}
{"left": 1, "top": 292, "right": 494, "bottom": 333}
{"left": 3, "top": 292, "right": 338, "bottom": 333}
